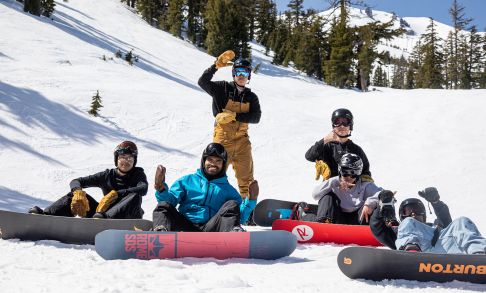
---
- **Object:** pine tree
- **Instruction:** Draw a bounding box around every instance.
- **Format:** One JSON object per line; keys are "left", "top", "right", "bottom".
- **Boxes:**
{"left": 390, "top": 56, "right": 408, "bottom": 89}
{"left": 255, "top": 0, "right": 277, "bottom": 51}
{"left": 24, "top": 0, "right": 41, "bottom": 16}
{"left": 166, "top": 0, "right": 184, "bottom": 38}
{"left": 268, "top": 17, "right": 290, "bottom": 65}
{"left": 443, "top": 32, "right": 454, "bottom": 89}
{"left": 41, "top": 0, "right": 55, "bottom": 17}
{"left": 187, "top": 0, "right": 207, "bottom": 47}
{"left": 136, "top": 0, "right": 167, "bottom": 27}
{"left": 417, "top": 18, "right": 444, "bottom": 88}
{"left": 372, "top": 66, "right": 385, "bottom": 87}
{"left": 467, "top": 26, "right": 483, "bottom": 88}
{"left": 449, "top": 0, "right": 472, "bottom": 89}
{"left": 88, "top": 91, "right": 103, "bottom": 117}
{"left": 287, "top": 0, "right": 303, "bottom": 26}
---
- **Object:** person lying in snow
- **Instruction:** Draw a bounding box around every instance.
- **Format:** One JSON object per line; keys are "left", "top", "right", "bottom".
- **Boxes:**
{"left": 28, "top": 141, "right": 148, "bottom": 219}
{"left": 152, "top": 143, "right": 258, "bottom": 232}
{"left": 370, "top": 187, "right": 486, "bottom": 254}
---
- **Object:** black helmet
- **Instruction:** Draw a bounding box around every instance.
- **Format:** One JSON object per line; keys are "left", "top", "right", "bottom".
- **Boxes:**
{"left": 114, "top": 141, "right": 138, "bottom": 167}
{"left": 331, "top": 108, "right": 354, "bottom": 130}
{"left": 201, "top": 142, "right": 228, "bottom": 170}
{"left": 232, "top": 59, "right": 252, "bottom": 80}
{"left": 338, "top": 153, "right": 363, "bottom": 177}
{"left": 398, "top": 198, "right": 426, "bottom": 221}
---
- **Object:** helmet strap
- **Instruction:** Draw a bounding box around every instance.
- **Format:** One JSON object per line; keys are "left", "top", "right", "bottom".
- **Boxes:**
{"left": 336, "top": 131, "right": 352, "bottom": 138}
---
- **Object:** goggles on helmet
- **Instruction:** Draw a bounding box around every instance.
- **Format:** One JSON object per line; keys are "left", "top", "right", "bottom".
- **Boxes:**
{"left": 332, "top": 118, "right": 351, "bottom": 128}
{"left": 400, "top": 203, "right": 426, "bottom": 219}
{"left": 233, "top": 67, "right": 250, "bottom": 77}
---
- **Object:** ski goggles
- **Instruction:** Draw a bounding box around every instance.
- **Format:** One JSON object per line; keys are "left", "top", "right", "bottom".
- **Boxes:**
{"left": 203, "top": 143, "right": 228, "bottom": 161}
{"left": 401, "top": 203, "right": 426, "bottom": 219}
{"left": 233, "top": 67, "right": 251, "bottom": 77}
{"left": 332, "top": 118, "right": 351, "bottom": 128}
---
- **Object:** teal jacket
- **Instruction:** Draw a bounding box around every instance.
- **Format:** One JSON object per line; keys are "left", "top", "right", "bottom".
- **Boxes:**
{"left": 155, "top": 169, "right": 256, "bottom": 224}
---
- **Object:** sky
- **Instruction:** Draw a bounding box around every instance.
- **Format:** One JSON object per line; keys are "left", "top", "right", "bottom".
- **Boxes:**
{"left": 275, "top": 0, "right": 486, "bottom": 32}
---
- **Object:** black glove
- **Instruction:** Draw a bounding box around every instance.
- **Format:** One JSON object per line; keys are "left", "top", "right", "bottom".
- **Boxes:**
{"left": 418, "top": 187, "right": 440, "bottom": 203}
{"left": 378, "top": 190, "right": 398, "bottom": 227}
{"left": 378, "top": 190, "right": 395, "bottom": 203}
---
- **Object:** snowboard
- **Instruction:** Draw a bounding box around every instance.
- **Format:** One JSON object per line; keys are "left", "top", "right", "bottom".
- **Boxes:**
{"left": 273, "top": 219, "right": 382, "bottom": 246}
{"left": 95, "top": 230, "right": 297, "bottom": 260}
{"left": 338, "top": 246, "right": 486, "bottom": 284}
{"left": 0, "top": 209, "right": 153, "bottom": 245}
{"left": 253, "top": 199, "right": 318, "bottom": 227}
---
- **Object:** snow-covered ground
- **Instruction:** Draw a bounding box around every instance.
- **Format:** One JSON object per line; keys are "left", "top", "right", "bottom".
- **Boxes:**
{"left": 0, "top": 0, "right": 485, "bottom": 291}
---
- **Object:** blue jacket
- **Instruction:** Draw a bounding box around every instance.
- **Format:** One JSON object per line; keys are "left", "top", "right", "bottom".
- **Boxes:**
{"left": 155, "top": 169, "right": 255, "bottom": 224}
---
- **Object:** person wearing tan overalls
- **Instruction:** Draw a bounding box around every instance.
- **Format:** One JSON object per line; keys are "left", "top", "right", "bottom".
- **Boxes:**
{"left": 198, "top": 50, "right": 261, "bottom": 216}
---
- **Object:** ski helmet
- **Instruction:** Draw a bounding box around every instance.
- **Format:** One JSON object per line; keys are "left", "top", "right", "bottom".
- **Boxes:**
{"left": 398, "top": 198, "right": 426, "bottom": 222}
{"left": 232, "top": 59, "right": 252, "bottom": 80}
{"left": 331, "top": 108, "right": 354, "bottom": 130}
{"left": 338, "top": 153, "right": 363, "bottom": 177}
{"left": 200, "top": 143, "right": 228, "bottom": 178}
{"left": 114, "top": 141, "right": 138, "bottom": 167}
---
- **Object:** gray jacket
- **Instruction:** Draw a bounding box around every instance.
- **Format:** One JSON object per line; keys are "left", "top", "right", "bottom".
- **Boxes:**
{"left": 312, "top": 176, "right": 382, "bottom": 212}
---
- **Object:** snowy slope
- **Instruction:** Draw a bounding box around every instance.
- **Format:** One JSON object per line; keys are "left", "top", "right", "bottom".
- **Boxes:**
{"left": 1, "top": 0, "right": 486, "bottom": 292}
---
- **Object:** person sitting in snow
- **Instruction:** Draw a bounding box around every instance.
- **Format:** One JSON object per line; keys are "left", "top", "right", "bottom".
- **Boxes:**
{"left": 370, "top": 187, "right": 486, "bottom": 254}
{"left": 28, "top": 141, "right": 148, "bottom": 219}
{"left": 152, "top": 143, "right": 258, "bottom": 232}
{"left": 305, "top": 108, "right": 373, "bottom": 183}
{"left": 298, "top": 153, "right": 382, "bottom": 224}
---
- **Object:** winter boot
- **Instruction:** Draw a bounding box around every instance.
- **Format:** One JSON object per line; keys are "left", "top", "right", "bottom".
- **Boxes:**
{"left": 28, "top": 206, "right": 44, "bottom": 215}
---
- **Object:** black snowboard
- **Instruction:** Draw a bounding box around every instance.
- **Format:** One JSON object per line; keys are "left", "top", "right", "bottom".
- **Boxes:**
{"left": 338, "top": 246, "right": 486, "bottom": 284}
{"left": 0, "top": 209, "right": 153, "bottom": 245}
{"left": 253, "top": 199, "right": 318, "bottom": 227}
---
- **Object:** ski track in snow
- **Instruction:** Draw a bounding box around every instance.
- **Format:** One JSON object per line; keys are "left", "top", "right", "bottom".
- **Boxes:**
{"left": 1, "top": 0, "right": 486, "bottom": 292}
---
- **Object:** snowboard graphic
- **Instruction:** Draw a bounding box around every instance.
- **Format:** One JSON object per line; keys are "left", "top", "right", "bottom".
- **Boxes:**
{"left": 338, "top": 246, "right": 486, "bottom": 283}
{"left": 273, "top": 219, "right": 382, "bottom": 246}
{"left": 95, "top": 230, "right": 297, "bottom": 260}
{"left": 253, "top": 199, "right": 318, "bottom": 227}
{"left": 0, "top": 209, "right": 153, "bottom": 245}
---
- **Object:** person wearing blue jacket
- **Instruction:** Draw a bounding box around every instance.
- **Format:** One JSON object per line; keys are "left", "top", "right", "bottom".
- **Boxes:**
{"left": 152, "top": 143, "right": 258, "bottom": 232}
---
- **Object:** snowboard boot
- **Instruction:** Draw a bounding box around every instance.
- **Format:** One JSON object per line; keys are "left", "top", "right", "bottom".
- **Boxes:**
{"left": 152, "top": 225, "right": 168, "bottom": 232}
{"left": 291, "top": 202, "right": 310, "bottom": 220}
{"left": 402, "top": 243, "right": 421, "bottom": 252}
{"left": 28, "top": 206, "right": 44, "bottom": 215}
{"left": 244, "top": 210, "right": 256, "bottom": 226}
{"left": 92, "top": 212, "right": 107, "bottom": 219}
{"left": 231, "top": 225, "right": 246, "bottom": 232}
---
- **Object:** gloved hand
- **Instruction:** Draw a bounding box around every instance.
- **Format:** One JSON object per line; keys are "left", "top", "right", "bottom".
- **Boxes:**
{"left": 378, "top": 190, "right": 399, "bottom": 227}
{"left": 96, "top": 190, "right": 118, "bottom": 213}
{"left": 418, "top": 187, "right": 440, "bottom": 203}
{"left": 248, "top": 180, "right": 259, "bottom": 200}
{"left": 154, "top": 165, "right": 166, "bottom": 192}
{"left": 215, "top": 109, "right": 236, "bottom": 125}
{"left": 214, "top": 50, "right": 235, "bottom": 69}
{"left": 315, "top": 160, "right": 330, "bottom": 181}
{"left": 361, "top": 175, "right": 374, "bottom": 182}
{"left": 70, "top": 189, "right": 90, "bottom": 217}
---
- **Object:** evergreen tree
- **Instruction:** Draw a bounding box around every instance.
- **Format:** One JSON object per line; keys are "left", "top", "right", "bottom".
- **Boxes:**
{"left": 287, "top": 0, "right": 303, "bottom": 26}
{"left": 372, "top": 66, "right": 386, "bottom": 87}
{"left": 41, "top": 0, "right": 55, "bottom": 17}
{"left": 449, "top": 0, "right": 472, "bottom": 89}
{"left": 390, "top": 56, "right": 407, "bottom": 89}
{"left": 417, "top": 18, "right": 444, "bottom": 88}
{"left": 480, "top": 31, "right": 486, "bottom": 88}
{"left": 466, "top": 26, "right": 483, "bottom": 88}
{"left": 268, "top": 17, "right": 291, "bottom": 64}
{"left": 136, "top": 0, "right": 167, "bottom": 27}
{"left": 255, "top": 0, "right": 277, "bottom": 51}
{"left": 166, "top": 0, "right": 184, "bottom": 38}
{"left": 187, "top": 0, "right": 207, "bottom": 47}
{"left": 24, "top": 0, "right": 41, "bottom": 16}
{"left": 88, "top": 91, "right": 103, "bottom": 117}
{"left": 443, "top": 32, "right": 454, "bottom": 89}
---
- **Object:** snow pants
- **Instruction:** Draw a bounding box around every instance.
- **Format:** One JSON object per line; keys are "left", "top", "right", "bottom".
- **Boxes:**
{"left": 43, "top": 192, "right": 144, "bottom": 219}
{"left": 396, "top": 216, "right": 486, "bottom": 254}
{"left": 315, "top": 191, "right": 367, "bottom": 225}
{"left": 152, "top": 200, "right": 241, "bottom": 232}
{"left": 213, "top": 123, "right": 253, "bottom": 199}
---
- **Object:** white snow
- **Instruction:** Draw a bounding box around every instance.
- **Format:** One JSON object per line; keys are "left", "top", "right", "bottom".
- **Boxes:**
{"left": 0, "top": 0, "right": 485, "bottom": 292}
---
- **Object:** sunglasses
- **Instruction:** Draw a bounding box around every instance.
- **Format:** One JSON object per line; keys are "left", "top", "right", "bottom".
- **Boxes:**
{"left": 233, "top": 67, "right": 250, "bottom": 77}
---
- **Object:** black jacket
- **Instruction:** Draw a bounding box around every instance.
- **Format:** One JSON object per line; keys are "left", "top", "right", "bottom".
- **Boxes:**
{"left": 69, "top": 167, "right": 148, "bottom": 198}
{"left": 198, "top": 64, "right": 261, "bottom": 123}
{"left": 370, "top": 200, "right": 452, "bottom": 249}
{"left": 305, "top": 139, "right": 371, "bottom": 177}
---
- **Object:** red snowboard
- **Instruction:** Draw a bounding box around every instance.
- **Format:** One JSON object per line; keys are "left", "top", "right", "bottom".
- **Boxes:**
{"left": 272, "top": 219, "right": 382, "bottom": 246}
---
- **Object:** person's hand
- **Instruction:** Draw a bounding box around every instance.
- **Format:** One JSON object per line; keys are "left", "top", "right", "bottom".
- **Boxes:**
{"left": 339, "top": 177, "right": 355, "bottom": 190}
{"left": 323, "top": 131, "right": 339, "bottom": 144}
{"left": 96, "top": 190, "right": 118, "bottom": 213}
{"left": 360, "top": 205, "right": 373, "bottom": 223}
{"left": 418, "top": 187, "right": 440, "bottom": 203}
{"left": 154, "top": 165, "right": 166, "bottom": 192}
{"left": 315, "top": 160, "right": 331, "bottom": 181}
{"left": 215, "top": 110, "right": 236, "bottom": 124}
{"left": 70, "top": 189, "right": 90, "bottom": 217}
{"left": 215, "top": 50, "right": 235, "bottom": 69}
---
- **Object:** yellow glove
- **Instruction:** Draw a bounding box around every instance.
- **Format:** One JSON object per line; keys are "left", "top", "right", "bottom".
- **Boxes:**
{"left": 214, "top": 50, "right": 235, "bottom": 69}
{"left": 96, "top": 190, "right": 118, "bottom": 213}
{"left": 315, "top": 160, "right": 331, "bottom": 181}
{"left": 361, "top": 175, "right": 374, "bottom": 182}
{"left": 215, "top": 110, "right": 236, "bottom": 125}
{"left": 71, "top": 189, "right": 90, "bottom": 217}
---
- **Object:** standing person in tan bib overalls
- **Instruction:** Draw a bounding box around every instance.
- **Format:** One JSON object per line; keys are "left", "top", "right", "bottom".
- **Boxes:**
{"left": 198, "top": 50, "right": 261, "bottom": 224}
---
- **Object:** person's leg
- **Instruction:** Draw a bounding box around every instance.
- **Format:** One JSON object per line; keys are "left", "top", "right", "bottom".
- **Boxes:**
{"left": 43, "top": 192, "right": 98, "bottom": 217}
{"left": 316, "top": 191, "right": 341, "bottom": 223}
{"left": 396, "top": 217, "right": 436, "bottom": 251}
{"left": 104, "top": 193, "right": 144, "bottom": 219}
{"left": 433, "top": 217, "right": 486, "bottom": 254}
{"left": 152, "top": 201, "right": 199, "bottom": 231}
{"left": 339, "top": 210, "right": 361, "bottom": 225}
{"left": 231, "top": 138, "right": 254, "bottom": 199}
{"left": 202, "top": 200, "right": 241, "bottom": 232}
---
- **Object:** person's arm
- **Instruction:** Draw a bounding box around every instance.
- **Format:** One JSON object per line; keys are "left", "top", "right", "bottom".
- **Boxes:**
{"left": 69, "top": 170, "right": 107, "bottom": 191}
{"left": 235, "top": 94, "right": 261, "bottom": 124}
{"left": 155, "top": 178, "right": 185, "bottom": 207}
{"left": 198, "top": 64, "right": 219, "bottom": 95}
{"left": 358, "top": 147, "right": 372, "bottom": 177}
{"left": 305, "top": 140, "right": 325, "bottom": 162}
{"left": 369, "top": 205, "right": 398, "bottom": 249}
{"left": 432, "top": 201, "right": 452, "bottom": 227}
{"left": 117, "top": 172, "right": 148, "bottom": 197}
{"left": 311, "top": 178, "right": 334, "bottom": 202}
